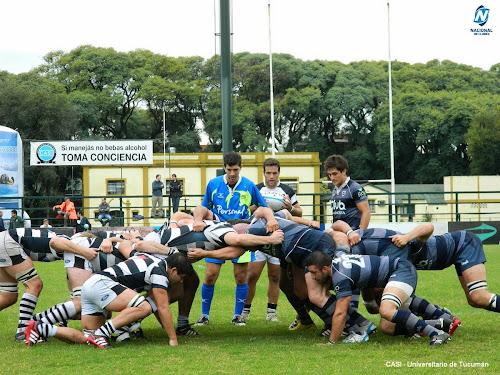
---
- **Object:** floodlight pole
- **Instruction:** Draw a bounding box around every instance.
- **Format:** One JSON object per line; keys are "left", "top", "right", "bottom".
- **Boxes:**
{"left": 268, "top": 0, "right": 276, "bottom": 157}
{"left": 220, "top": 0, "right": 233, "bottom": 155}
{"left": 387, "top": 1, "right": 396, "bottom": 223}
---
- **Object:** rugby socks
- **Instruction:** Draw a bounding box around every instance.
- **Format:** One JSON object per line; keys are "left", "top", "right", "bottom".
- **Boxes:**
{"left": 234, "top": 284, "right": 249, "bottom": 317}
{"left": 242, "top": 304, "right": 251, "bottom": 317}
{"left": 487, "top": 294, "right": 500, "bottom": 312}
{"left": 95, "top": 321, "right": 116, "bottom": 338}
{"left": 306, "top": 295, "right": 336, "bottom": 326}
{"left": 390, "top": 310, "right": 439, "bottom": 337}
{"left": 285, "top": 295, "right": 314, "bottom": 325}
{"left": 177, "top": 315, "right": 190, "bottom": 329}
{"left": 410, "top": 296, "right": 450, "bottom": 320}
{"left": 17, "top": 293, "right": 38, "bottom": 334}
{"left": 36, "top": 322, "right": 58, "bottom": 338}
{"left": 34, "top": 301, "right": 77, "bottom": 325}
{"left": 201, "top": 283, "right": 215, "bottom": 318}
{"left": 267, "top": 303, "right": 277, "bottom": 315}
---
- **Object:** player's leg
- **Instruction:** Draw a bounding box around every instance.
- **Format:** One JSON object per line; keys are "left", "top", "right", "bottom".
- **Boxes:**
{"left": 460, "top": 264, "right": 500, "bottom": 312}
{"left": 265, "top": 261, "right": 281, "bottom": 322}
{"left": 176, "top": 271, "right": 201, "bottom": 335}
{"left": 242, "top": 255, "right": 266, "bottom": 321}
{"left": 196, "top": 260, "right": 222, "bottom": 325}
{"left": 379, "top": 284, "right": 449, "bottom": 345}
{"left": 279, "top": 265, "right": 315, "bottom": 329}
{"left": 232, "top": 261, "right": 249, "bottom": 325}
{"left": 33, "top": 267, "right": 91, "bottom": 325}
{"left": 6, "top": 259, "right": 43, "bottom": 339}
{"left": 0, "top": 267, "right": 19, "bottom": 311}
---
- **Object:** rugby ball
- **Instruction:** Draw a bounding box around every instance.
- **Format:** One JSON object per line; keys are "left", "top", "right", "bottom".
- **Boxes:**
{"left": 262, "top": 192, "right": 284, "bottom": 212}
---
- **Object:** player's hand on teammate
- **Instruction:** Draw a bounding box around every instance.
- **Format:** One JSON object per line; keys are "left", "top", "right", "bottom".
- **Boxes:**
{"left": 187, "top": 248, "right": 204, "bottom": 261}
{"left": 347, "top": 231, "right": 361, "bottom": 246}
{"left": 309, "top": 221, "right": 320, "bottom": 229}
{"left": 99, "top": 239, "right": 114, "bottom": 253}
{"left": 390, "top": 234, "right": 408, "bottom": 247}
{"left": 266, "top": 218, "right": 279, "bottom": 233}
{"left": 269, "top": 230, "right": 284, "bottom": 244}
{"left": 83, "top": 248, "right": 98, "bottom": 260}
{"left": 193, "top": 220, "right": 206, "bottom": 232}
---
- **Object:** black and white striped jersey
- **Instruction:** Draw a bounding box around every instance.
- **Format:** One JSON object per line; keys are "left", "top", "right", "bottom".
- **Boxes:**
{"left": 8, "top": 228, "right": 66, "bottom": 262}
{"left": 158, "top": 221, "right": 236, "bottom": 251}
{"left": 70, "top": 235, "right": 131, "bottom": 273}
{"left": 100, "top": 253, "right": 170, "bottom": 291}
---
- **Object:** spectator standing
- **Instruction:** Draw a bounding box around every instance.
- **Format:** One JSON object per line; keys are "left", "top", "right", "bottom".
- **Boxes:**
{"left": 53, "top": 197, "right": 77, "bottom": 227}
{"left": 98, "top": 197, "right": 112, "bottom": 227}
{"left": 151, "top": 174, "right": 164, "bottom": 218}
{"left": 9, "top": 209, "right": 25, "bottom": 229}
{"left": 169, "top": 174, "right": 182, "bottom": 214}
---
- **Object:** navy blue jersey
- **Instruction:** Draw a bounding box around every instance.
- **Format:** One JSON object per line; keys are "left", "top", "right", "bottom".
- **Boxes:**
{"left": 331, "top": 254, "right": 400, "bottom": 300}
{"left": 351, "top": 228, "right": 408, "bottom": 259}
{"left": 330, "top": 178, "right": 367, "bottom": 229}
{"left": 408, "top": 231, "right": 485, "bottom": 275}
{"left": 247, "top": 212, "right": 335, "bottom": 266}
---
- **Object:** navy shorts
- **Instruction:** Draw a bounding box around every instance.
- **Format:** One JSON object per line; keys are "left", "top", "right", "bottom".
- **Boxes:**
{"left": 454, "top": 232, "right": 486, "bottom": 276}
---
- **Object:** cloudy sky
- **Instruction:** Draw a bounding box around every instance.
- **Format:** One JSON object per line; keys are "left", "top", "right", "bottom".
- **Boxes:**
{"left": 1, "top": 0, "right": 498, "bottom": 74}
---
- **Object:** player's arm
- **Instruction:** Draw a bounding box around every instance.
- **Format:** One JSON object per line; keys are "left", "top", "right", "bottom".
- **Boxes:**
{"left": 49, "top": 237, "right": 98, "bottom": 261}
{"left": 224, "top": 230, "right": 284, "bottom": 247}
{"left": 188, "top": 246, "right": 246, "bottom": 262}
{"left": 193, "top": 205, "right": 213, "bottom": 232}
{"left": 356, "top": 200, "right": 371, "bottom": 230}
{"left": 330, "top": 220, "right": 360, "bottom": 246}
{"left": 100, "top": 237, "right": 124, "bottom": 253}
{"left": 253, "top": 206, "right": 279, "bottom": 232}
{"left": 134, "top": 241, "right": 172, "bottom": 255}
{"left": 151, "top": 288, "right": 178, "bottom": 346}
{"left": 390, "top": 223, "right": 434, "bottom": 248}
{"left": 329, "top": 296, "right": 351, "bottom": 344}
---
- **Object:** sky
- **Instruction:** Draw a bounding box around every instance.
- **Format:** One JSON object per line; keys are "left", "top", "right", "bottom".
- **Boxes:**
{"left": 0, "top": 0, "right": 499, "bottom": 74}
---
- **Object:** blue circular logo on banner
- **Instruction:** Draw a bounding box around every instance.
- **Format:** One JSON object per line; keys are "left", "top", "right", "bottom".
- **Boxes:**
{"left": 36, "top": 143, "right": 56, "bottom": 164}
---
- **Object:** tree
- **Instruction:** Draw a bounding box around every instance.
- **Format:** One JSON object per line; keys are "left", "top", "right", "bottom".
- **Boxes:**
{"left": 466, "top": 105, "right": 500, "bottom": 174}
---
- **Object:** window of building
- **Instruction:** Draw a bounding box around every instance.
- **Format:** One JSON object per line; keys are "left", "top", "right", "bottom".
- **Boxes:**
{"left": 368, "top": 200, "right": 376, "bottom": 213}
{"left": 106, "top": 180, "right": 125, "bottom": 195}
{"left": 280, "top": 178, "right": 299, "bottom": 193}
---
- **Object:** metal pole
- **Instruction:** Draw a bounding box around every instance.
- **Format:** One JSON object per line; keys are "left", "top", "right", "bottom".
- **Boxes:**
{"left": 220, "top": 0, "right": 232, "bottom": 155}
{"left": 387, "top": 1, "right": 396, "bottom": 223}
{"left": 163, "top": 110, "right": 167, "bottom": 218}
{"left": 268, "top": 0, "right": 276, "bottom": 157}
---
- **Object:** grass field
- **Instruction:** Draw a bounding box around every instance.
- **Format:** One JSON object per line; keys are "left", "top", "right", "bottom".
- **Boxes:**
{"left": 2, "top": 245, "right": 499, "bottom": 374}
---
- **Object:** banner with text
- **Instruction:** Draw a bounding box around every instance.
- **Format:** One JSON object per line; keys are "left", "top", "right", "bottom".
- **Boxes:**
{"left": 30, "top": 140, "right": 153, "bottom": 166}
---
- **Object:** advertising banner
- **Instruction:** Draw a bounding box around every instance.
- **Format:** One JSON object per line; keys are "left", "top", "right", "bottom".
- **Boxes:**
{"left": 0, "top": 125, "right": 23, "bottom": 209}
{"left": 30, "top": 140, "right": 153, "bottom": 166}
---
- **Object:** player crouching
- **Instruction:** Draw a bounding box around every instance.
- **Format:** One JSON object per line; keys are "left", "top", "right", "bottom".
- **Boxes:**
{"left": 305, "top": 251, "right": 451, "bottom": 347}
{"left": 24, "top": 252, "right": 193, "bottom": 348}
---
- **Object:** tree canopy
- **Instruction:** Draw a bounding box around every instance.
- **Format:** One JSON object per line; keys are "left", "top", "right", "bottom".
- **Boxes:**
{"left": 1, "top": 46, "right": 499, "bottom": 203}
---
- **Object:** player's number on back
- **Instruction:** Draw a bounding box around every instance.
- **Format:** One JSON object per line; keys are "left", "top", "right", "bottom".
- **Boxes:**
{"left": 335, "top": 254, "right": 366, "bottom": 269}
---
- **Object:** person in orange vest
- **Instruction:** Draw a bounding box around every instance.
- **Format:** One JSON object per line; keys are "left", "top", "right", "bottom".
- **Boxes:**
{"left": 53, "top": 197, "right": 77, "bottom": 227}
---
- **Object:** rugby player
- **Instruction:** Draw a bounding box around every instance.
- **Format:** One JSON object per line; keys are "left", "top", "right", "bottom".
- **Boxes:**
{"left": 305, "top": 250, "right": 451, "bottom": 346}
{"left": 25, "top": 252, "right": 193, "bottom": 348}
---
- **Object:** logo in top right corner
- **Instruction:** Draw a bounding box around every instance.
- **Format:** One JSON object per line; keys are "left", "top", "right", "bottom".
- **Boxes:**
{"left": 471, "top": 5, "right": 493, "bottom": 35}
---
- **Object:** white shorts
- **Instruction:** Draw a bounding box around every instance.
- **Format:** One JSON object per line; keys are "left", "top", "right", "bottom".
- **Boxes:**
{"left": 0, "top": 231, "right": 27, "bottom": 267}
{"left": 63, "top": 252, "right": 93, "bottom": 271}
{"left": 81, "top": 274, "right": 126, "bottom": 315}
{"left": 254, "top": 250, "right": 280, "bottom": 265}
{"left": 144, "top": 231, "right": 161, "bottom": 243}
